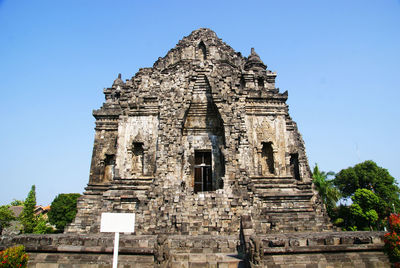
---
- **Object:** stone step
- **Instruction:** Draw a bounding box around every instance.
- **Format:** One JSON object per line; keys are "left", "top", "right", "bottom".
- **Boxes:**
{"left": 84, "top": 184, "right": 110, "bottom": 193}
{"left": 253, "top": 179, "right": 312, "bottom": 186}
{"left": 256, "top": 188, "right": 313, "bottom": 194}
{"left": 194, "top": 82, "right": 208, "bottom": 87}
{"left": 171, "top": 253, "right": 243, "bottom": 268}
{"left": 130, "top": 186, "right": 151, "bottom": 190}
{"left": 252, "top": 178, "right": 296, "bottom": 184}
{"left": 261, "top": 208, "right": 314, "bottom": 213}
{"left": 194, "top": 83, "right": 208, "bottom": 88}
{"left": 113, "top": 177, "right": 154, "bottom": 185}
{"left": 254, "top": 183, "right": 299, "bottom": 189}
{"left": 254, "top": 186, "right": 313, "bottom": 193}
{"left": 257, "top": 192, "right": 314, "bottom": 200}
{"left": 109, "top": 184, "right": 152, "bottom": 192}
{"left": 251, "top": 175, "right": 293, "bottom": 180}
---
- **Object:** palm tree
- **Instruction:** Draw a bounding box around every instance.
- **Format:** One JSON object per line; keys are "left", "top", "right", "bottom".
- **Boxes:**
{"left": 312, "top": 164, "right": 340, "bottom": 216}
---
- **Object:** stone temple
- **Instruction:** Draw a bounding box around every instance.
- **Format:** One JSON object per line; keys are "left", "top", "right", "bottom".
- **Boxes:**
{"left": 1, "top": 28, "right": 389, "bottom": 267}
{"left": 67, "top": 28, "right": 332, "bottom": 235}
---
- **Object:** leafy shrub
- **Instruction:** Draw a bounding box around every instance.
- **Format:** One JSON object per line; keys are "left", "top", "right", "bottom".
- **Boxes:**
{"left": 32, "top": 215, "right": 54, "bottom": 234}
{"left": 0, "top": 245, "right": 28, "bottom": 268}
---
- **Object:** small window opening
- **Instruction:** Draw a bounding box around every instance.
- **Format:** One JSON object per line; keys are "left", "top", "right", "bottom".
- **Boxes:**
{"left": 104, "top": 154, "right": 115, "bottom": 181}
{"left": 258, "top": 78, "right": 264, "bottom": 89}
{"left": 240, "top": 76, "right": 246, "bottom": 89}
{"left": 261, "top": 142, "right": 274, "bottom": 175}
{"left": 194, "top": 151, "right": 212, "bottom": 193}
{"left": 290, "top": 153, "right": 300, "bottom": 180}
{"left": 132, "top": 142, "right": 144, "bottom": 175}
{"left": 198, "top": 41, "right": 207, "bottom": 61}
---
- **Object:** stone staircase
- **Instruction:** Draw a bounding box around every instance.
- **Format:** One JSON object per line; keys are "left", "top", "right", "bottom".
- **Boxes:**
{"left": 111, "top": 176, "right": 154, "bottom": 191}
{"left": 250, "top": 176, "right": 331, "bottom": 233}
{"left": 168, "top": 235, "right": 245, "bottom": 268}
{"left": 252, "top": 175, "right": 311, "bottom": 192}
{"left": 170, "top": 253, "right": 244, "bottom": 268}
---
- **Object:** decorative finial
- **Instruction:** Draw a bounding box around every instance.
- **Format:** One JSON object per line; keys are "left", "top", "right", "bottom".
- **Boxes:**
{"left": 112, "top": 73, "right": 124, "bottom": 87}
{"left": 244, "top": 48, "right": 267, "bottom": 70}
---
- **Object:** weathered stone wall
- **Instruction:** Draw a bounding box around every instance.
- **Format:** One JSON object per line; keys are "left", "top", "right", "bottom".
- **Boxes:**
{"left": 246, "top": 231, "right": 390, "bottom": 267}
{"left": 0, "top": 232, "right": 390, "bottom": 267}
{"left": 116, "top": 115, "right": 159, "bottom": 178}
{"left": 66, "top": 28, "right": 333, "bottom": 236}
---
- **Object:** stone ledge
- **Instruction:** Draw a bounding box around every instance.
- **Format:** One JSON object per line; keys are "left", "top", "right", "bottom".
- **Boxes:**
{"left": 0, "top": 234, "right": 156, "bottom": 255}
{"left": 264, "top": 244, "right": 383, "bottom": 254}
{"left": 0, "top": 231, "right": 384, "bottom": 253}
{"left": 0, "top": 232, "right": 390, "bottom": 267}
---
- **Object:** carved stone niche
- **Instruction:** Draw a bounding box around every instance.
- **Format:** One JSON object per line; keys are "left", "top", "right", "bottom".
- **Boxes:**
{"left": 258, "top": 142, "right": 276, "bottom": 176}
{"left": 100, "top": 154, "right": 115, "bottom": 182}
{"left": 129, "top": 142, "right": 144, "bottom": 176}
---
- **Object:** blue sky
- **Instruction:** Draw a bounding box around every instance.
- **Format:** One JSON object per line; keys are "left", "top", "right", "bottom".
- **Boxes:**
{"left": 0, "top": 0, "right": 399, "bottom": 205}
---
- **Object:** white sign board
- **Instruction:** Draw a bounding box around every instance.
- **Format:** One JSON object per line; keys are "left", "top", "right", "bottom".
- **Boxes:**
{"left": 100, "top": 213, "right": 135, "bottom": 233}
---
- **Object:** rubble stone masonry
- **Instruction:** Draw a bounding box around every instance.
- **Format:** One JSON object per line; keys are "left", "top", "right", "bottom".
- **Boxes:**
{"left": 67, "top": 28, "right": 332, "bottom": 237}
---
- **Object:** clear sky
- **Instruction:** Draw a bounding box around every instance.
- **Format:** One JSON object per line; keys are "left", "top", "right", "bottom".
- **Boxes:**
{"left": 0, "top": 0, "right": 399, "bottom": 206}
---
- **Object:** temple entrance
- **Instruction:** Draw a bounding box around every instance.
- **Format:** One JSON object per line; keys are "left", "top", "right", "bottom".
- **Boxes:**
{"left": 194, "top": 151, "right": 212, "bottom": 193}
{"left": 182, "top": 74, "right": 225, "bottom": 192}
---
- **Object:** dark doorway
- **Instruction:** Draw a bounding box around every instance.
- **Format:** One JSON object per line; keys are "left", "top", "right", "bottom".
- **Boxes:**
{"left": 290, "top": 153, "right": 300, "bottom": 180}
{"left": 261, "top": 142, "right": 274, "bottom": 175}
{"left": 258, "top": 77, "right": 264, "bottom": 89}
{"left": 198, "top": 41, "right": 207, "bottom": 61}
{"left": 194, "top": 151, "right": 212, "bottom": 193}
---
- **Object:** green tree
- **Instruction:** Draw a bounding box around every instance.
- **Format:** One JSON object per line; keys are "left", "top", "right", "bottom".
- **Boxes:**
{"left": 33, "top": 215, "right": 54, "bottom": 234}
{"left": 19, "top": 185, "right": 37, "bottom": 233}
{"left": 312, "top": 164, "right": 340, "bottom": 217}
{"left": 9, "top": 199, "right": 24, "bottom": 206}
{"left": 330, "top": 204, "right": 353, "bottom": 229}
{"left": 334, "top": 160, "right": 400, "bottom": 218}
{"left": 48, "top": 193, "right": 81, "bottom": 232}
{"left": 350, "top": 189, "right": 380, "bottom": 230}
{"left": 0, "top": 205, "right": 16, "bottom": 235}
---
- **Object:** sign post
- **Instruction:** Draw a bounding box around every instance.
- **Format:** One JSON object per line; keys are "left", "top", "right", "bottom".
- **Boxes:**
{"left": 113, "top": 232, "right": 119, "bottom": 268}
{"left": 100, "top": 213, "right": 135, "bottom": 268}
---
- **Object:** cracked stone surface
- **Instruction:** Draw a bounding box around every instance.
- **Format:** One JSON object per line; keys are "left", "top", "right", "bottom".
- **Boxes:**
{"left": 66, "top": 28, "right": 333, "bottom": 236}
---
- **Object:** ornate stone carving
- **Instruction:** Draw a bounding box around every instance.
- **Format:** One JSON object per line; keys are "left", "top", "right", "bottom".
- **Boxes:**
{"left": 154, "top": 235, "right": 169, "bottom": 267}
{"left": 248, "top": 235, "right": 263, "bottom": 266}
{"left": 66, "top": 28, "right": 332, "bottom": 236}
